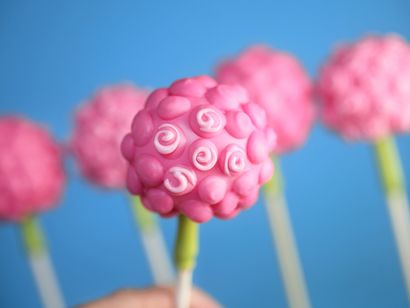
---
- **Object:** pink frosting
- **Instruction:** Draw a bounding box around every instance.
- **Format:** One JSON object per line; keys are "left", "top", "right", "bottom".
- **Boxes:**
{"left": 71, "top": 84, "right": 149, "bottom": 188}
{"left": 216, "top": 45, "right": 314, "bottom": 154}
{"left": 121, "top": 76, "right": 275, "bottom": 223}
{"left": 0, "top": 117, "right": 65, "bottom": 221}
{"left": 317, "top": 35, "right": 410, "bottom": 140}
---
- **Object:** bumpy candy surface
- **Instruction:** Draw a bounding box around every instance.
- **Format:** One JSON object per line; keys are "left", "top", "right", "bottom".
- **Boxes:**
{"left": 121, "top": 76, "right": 275, "bottom": 223}
{"left": 71, "top": 84, "right": 148, "bottom": 188}
{"left": 317, "top": 35, "right": 410, "bottom": 140}
{"left": 216, "top": 45, "right": 314, "bottom": 154}
{"left": 0, "top": 117, "right": 65, "bottom": 221}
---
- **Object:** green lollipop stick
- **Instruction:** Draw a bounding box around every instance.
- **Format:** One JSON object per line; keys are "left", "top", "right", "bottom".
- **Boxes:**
{"left": 131, "top": 196, "right": 174, "bottom": 285}
{"left": 174, "top": 215, "right": 199, "bottom": 308}
{"left": 264, "top": 157, "right": 311, "bottom": 308}
{"left": 374, "top": 136, "right": 410, "bottom": 300}
{"left": 20, "top": 216, "right": 65, "bottom": 308}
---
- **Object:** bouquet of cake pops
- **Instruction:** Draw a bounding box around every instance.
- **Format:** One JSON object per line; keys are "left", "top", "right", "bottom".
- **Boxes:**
{"left": 1, "top": 33, "right": 410, "bottom": 308}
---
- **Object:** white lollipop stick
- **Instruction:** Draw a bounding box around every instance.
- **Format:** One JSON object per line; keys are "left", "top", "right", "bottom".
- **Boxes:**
{"left": 132, "top": 197, "right": 174, "bottom": 285}
{"left": 264, "top": 158, "right": 311, "bottom": 308}
{"left": 21, "top": 217, "right": 65, "bottom": 308}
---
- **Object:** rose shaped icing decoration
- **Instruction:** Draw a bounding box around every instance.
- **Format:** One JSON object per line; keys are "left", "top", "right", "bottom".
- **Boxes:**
{"left": 122, "top": 76, "right": 276, "bottom": 223}
{"left": 216, "top": 45, "right": 314, "bottom": 154}
{"left": 154, "top": 123, "right": 185, "bottom": 156}
{"left": 317, "top": 35, "right": 410, "bottom": 140}
{"left": 220, "top": 145, "right": 246, "bottom": 176}
{"left": 71, "top": 84, "right": 149, "bottom": 188}
{"left": 190, "top": 140, "right": 218, "bottom": 171}
{"left": 0, "top": 117, "right": 65, "bottom": 221}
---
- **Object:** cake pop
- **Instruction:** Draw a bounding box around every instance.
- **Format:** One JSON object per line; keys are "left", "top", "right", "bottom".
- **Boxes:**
{"left": 70, "top": 84, "right": 173, "bottom": 284}
{"left": 216, "top": 46, "right": 313, "bottom": 308}
{"left": 0, "top": 116, "right": 65, "bottom": 308}
{"left": 317, "top": 34, "right": 410, "bottom": 302}
{"left": 122, "top": 75, "right": 275, "bottom": 307}
{"left": 216, "top": 45, "right": 314, "bottom": 154}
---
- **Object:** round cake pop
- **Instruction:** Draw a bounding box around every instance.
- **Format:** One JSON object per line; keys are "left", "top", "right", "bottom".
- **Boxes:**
{"left": 317, "top": 35, "right": 410, "bottom": 140}
{"left": 71, "top": 84, "right": 149, "bottom": 188}
{"left": 0, "top": 117, "right": 65, "bottom": 221}
{"left": 216, "top": 45, "right": 314, "bottom": 154}
{"left": 121, "top": 76, "right": 275, "bottom": 223}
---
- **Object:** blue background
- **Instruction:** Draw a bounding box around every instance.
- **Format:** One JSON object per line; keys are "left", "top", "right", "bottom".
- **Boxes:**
{"left": 1, "top": 0, "right": 410, "bottom": 307}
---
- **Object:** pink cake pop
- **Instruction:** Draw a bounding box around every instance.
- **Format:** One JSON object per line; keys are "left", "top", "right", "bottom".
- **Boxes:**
{"left": 317, "top": 35, "right": 410, "bottom": 140}
{"left": 71, "top": 84, "right": 149, "bottom": 188}
{"left": 216, "top": 45, "right": 314, "bottom": 154}
{"left": 121, "top": 76, "right": 276, "bottom": 223}
{"left": 0, "top": 117, "right": 65, "bottom": 221}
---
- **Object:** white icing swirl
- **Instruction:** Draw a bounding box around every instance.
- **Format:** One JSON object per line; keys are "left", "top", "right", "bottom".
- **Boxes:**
{"left": 164, "top": 166, "right": 197, "bottom": 195}
{"left": 154, "top": 123, "right": 181, "bottom": 154}
{"left": 196, "top": 108, "right": 224, "bottom": 133}
{"left": 224, "top": 145, "right": 246, "bottom": 176}
{"left": 192, "top": 146, "right": 218, "bottom": 171}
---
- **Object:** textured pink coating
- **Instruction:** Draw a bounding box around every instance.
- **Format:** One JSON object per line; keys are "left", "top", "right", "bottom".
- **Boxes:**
{"left": 71, "top": 84, "right": 149, "bottom": 188}
{"left": 317, "top": 35, "right": 410, "bottom": 140}
{"left": 216, "top": 45, "right": 314, "bottom": 154}
{"left": 0, "top": 117, "right": 65, "bottom": 221}
{"left": 121, "top": 76, "right": 275, "bottom": 223}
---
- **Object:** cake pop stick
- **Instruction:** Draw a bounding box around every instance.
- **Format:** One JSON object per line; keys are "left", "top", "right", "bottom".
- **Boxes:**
{"left": 132, "top": 196, "right": 174, "bottom": 283}
{"left": 174, "top": 215, "right": 198, "bottom": 308}
{"left": 121, "top": 76, "right": 275, "bottom": 308}
{"left": 21, "top": 216, "right": 65, "bottom": 308}
{"left": 70, "top": 84, "right": 174, "bottom": 285}
{"left": 0, "top": 117, "right": 66, "bottom": 308}
{"left": 216, "top": 46, "right": 314, "bottom": 308}
{"left": 374, "top": 136, "right": 410, "bottom": 296}
{"left": 317, "top": 34, "right": 410, "bottom": 301}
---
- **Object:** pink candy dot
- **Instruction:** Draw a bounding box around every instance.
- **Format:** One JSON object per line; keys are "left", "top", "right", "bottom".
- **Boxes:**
{"left": 158, "top": 96, "right": 191, "bottom": 120}
{"left": 126, "top": 168, "right": 142, "bottom": 194}
{"left": 121, "top": 133, "right": 135, "bottom": 161}
{"left": 205, "top": 85, "right": 242, "bottom": 110}
{"left": 131, "top": 110, "right": 154, "bottom": 146}
{"left": 213, "top": 192, "right": 239, "bottom": 219}
{"left": 179, "top": 200, "right": 213, "bottom": 223}
{"left": 259, "top": 160, "right": 274, "bottom": 184}
{"left": 144, "top": 189, "right": 174, "bottom": 215}
{"left": 225, "top": 111, "right": 253, "bottom": 138}
{"left": 233, "top": 169, "right": 258, "bottom": 197}
{"left": 145, "top": 89, "right": 168, "bottom": 111}
{"left": 247, "top": 131, "right": 268, "bottom": 164}
{"left": 135, "top": 155, "right": 164, "bottom": 187}
{"left": 198, "top": 176, "right": 227, "bottom": 204}
{"left": 170, "top": 78, "right": 207, "bottom": 97}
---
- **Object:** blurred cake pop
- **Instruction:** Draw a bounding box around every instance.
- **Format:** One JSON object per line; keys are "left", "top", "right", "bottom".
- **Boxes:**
{"left": 317, "top": 35, "right": 410, "bottom": 140}
{"left": 216, "top": 45, "right": 314, "bottom": 153}
{"left": 0, "top": 117, "right": 65, "bottom": 221}
{"left": 71, "top": 84, "right": 148, "bottom": 188}
{"left": 70, "top": 84, "right": 174, "bottom": 284}
{"left": 121, "top": 75, "right": 275, "bottom": 223}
